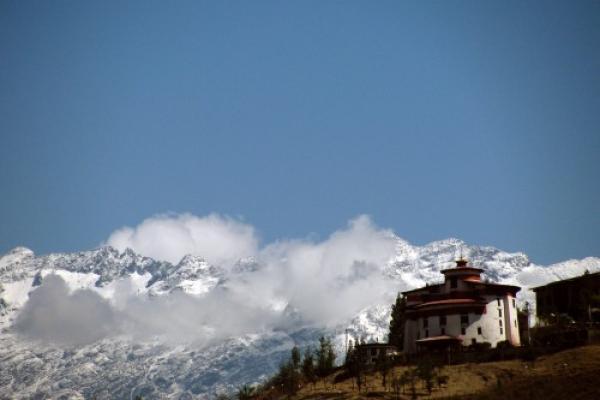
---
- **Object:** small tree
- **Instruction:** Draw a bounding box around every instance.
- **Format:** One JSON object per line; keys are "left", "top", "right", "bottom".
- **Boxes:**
{"left": 398, "top": 368, "right": 418, "bottom": 400}
{"left": 416, "top": 356, "right": 437, "bottom": 395}
{"left": 376, "top": 349, "right": 393, "bottom": 390}
{"left": 302, "top": 348, "right": 317, "bottom": 390}
{"left": 237, "top": 384, "right": 254, "bottom": 400}
{"left": 316, "top": 336, "right": 335, "bottom": 377}
{"left": 291, "top": 345, "right": 301, "bottom": 370}
{"left": 345, "top": 347, "right": 367, "bottom": 392}
{"left": 388, "top": 294, "right": 407, "bottom": 350}
{"left": 279, "top": 361, "right": 300, "bottom": 398}
{"left": 326, "top": 340, "right": 336, "bottom": 371}
{"left": 397, "top": 370, "right": 410, "bottom": 395}
{"left": 344, "top": 339, "right": 354, "bottom": 366}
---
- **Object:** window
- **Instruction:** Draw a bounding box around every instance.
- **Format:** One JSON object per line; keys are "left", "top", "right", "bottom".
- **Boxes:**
{"left": 498, "top": 309, "right": 502, "bottom": 318}
{"left": 512, "top": 298, "right": 516, "bottom": 308}
{"left": 371, "top": 348, "right": 377, "bottom": 356}
{"left": 439, "top": 315, "right": 446, "bottom": 326}
{"left": 423, "top": 318, "right": 429, "bottom": 328}
{"left": 499, "top": 320, "right": 503, "bottom": 327}
{"left": 461, "top": 327, "right": 466, "bottom": 335}
{"left": 514, "top": 319, "right": 517, "bottom": 327}
{"left": 471, "top": 338, "right": 477, "bottom": 345}
{"left": 496, "top": 298, "right": 501, "bottom": 307}
{"left": 477, "top": 327, "right": 482, "bottom": 335}
{"left": 425, "top": 329, "right": 429, "bottom": 338}
{"left": 450, "top": 277, "right": 457, "bottom": 289}
{"left": 500, "top": 327, "right": 503, "bottom": 335}
{"left": 441, "top": 328, "right": 445, "bottom": 335}
{"left": 461, "top": 314, "right": 469, "bottom": 324}
{"left": 417, "top": 331, "right": 420, "bottom": 339}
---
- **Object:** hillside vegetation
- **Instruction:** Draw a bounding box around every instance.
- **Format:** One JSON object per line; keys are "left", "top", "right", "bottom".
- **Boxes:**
{"left": 284, "top": 345, "right": 600, "bottom": 400}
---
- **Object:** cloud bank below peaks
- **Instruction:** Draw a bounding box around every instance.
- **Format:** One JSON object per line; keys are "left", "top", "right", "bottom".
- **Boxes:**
{"left": 14, "top": 274, "right": 281, "bottom": 346}
{"left": 254, "top": 215, "right": 399, "bottom": 325}
{"left": 107, "top": 213, "right": 401, "bottom": 327}
{"left": 4, "top": 213, "right": 402, "bottom": 347}
{"left": 14, "top": 274, "right": 119, "bottom": 345}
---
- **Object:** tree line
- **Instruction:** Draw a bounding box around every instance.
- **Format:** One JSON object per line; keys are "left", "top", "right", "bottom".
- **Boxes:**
{"left": 227, "top": 292, "right": 410, "bottom": 399}
{"left": 230, "top": 336, "right": 336, "bottom": 399}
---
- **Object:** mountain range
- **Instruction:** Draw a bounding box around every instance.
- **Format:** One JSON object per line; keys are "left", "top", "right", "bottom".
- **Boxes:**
{"left": 1, "top": 238, "right": 598, "bottom": 399}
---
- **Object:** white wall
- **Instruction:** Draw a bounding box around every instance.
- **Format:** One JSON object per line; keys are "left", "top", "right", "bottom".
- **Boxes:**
{"left": 503, "top": 294, "right": 521, "bottom": 345}
{"left": 475, "top": 297, "right": 506, "bottom": 347}
{"left": 403, "top": 294, "right": 521, "bottom": 353}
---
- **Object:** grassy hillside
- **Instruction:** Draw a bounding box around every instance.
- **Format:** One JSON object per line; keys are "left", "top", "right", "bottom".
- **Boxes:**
{"left": 287, "top": 345, "right": 600, "bottom": 400}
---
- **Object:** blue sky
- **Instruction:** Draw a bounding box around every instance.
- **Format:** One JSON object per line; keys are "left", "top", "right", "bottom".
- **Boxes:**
{"left": 1, "top": 1, "right": 598, "bottom": 265}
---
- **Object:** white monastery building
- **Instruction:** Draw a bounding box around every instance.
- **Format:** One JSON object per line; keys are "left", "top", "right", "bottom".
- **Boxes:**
{"left": 403, "top": 258, "right": 521, "bottom": 353}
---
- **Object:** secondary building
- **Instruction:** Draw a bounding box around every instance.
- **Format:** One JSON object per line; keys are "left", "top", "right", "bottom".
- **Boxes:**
{"left": 353, "top": 343, "right": 398, "bottom": 365}
{"left": 403, "top": 258, "right": 521, "bottom": 353}
{"left": 532, "top": 271, "right": 600, "bottom": 325}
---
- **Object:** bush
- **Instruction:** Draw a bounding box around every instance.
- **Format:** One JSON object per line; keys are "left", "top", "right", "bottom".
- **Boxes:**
{"left": 496, "top": 340, "right": 512, "bottom": 350}
{"left": 469, "top": 342, "right": 492, "bottom": 352}
{"left": 530, "top": 325, "right": 588, "bottom": 349}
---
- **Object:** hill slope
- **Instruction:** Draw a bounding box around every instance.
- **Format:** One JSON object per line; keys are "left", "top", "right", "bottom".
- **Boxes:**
{"left": 293, "top": 345, "right": 600, "bottom": 400}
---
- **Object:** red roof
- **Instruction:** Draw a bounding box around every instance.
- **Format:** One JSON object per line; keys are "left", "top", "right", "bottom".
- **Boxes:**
{"left": 415, "top": 298, "right": 482, "bottom": 308}
{"left": 467, "top": 281, "right": 520, "bottom": 292}
{"left": 416, "top": 335, "right": 462, "bottom": 343}
{"left": 440, "top": 266, "right": 483, "bottom": 274}
{"left": 402, "top": 284, "right": 443, "bottom": 295}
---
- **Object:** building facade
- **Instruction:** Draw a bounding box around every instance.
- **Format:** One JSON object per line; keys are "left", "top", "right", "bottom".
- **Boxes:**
{"left": 533, "top": 271, "right": 600, "bottom": 324}
{"left": 353, "top": 343, "right": 398, "bottom": 365}
{"left": 403, "top": 259, "right": 521, "bottom": 353}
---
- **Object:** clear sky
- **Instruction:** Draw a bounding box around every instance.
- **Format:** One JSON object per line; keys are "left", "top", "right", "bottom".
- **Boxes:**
{"left": 1, "top": 1, "right": 598, "bottom": 265}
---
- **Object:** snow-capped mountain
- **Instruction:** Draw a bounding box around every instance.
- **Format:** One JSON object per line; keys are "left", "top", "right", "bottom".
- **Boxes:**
{"left": 0, "top": 239, "right": 598, "bottom": 399}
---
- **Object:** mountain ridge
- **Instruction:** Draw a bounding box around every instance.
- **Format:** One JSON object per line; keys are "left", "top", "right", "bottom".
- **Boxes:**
{"left": 0, "top": 240, "right": 599, "bottom": 399}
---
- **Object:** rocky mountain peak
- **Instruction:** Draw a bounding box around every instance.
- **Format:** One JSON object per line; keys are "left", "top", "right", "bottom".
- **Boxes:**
{"left": 0, "top": 240, "right": 598, "bottom": 399}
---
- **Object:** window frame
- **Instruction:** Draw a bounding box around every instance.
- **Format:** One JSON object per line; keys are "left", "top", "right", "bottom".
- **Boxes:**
{"left": 450, "top": 277, "right": 457, "bottom": 289}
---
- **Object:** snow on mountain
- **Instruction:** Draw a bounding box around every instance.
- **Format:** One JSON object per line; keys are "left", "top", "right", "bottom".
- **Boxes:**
{"left": 148, "top": 255, "right": 224, "bottom": 296}
{"left": 0, "top": 246, "right": 36, "bottom": 282}
{"left": 0, "top": 330, "right": 311, "bottom": 400}
{"left": 0, "top": 240, "right": 598, "bottom": 399}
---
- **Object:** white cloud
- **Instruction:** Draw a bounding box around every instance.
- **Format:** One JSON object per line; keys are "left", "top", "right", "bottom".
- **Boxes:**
{"left": 106, "top": 213, "right": 400, "bottom": 327}
{"left": 106, "top": 213, "right": 258, "bottom": 265}
{"left": 254, "top": 215, "right": 398, "bottom": 325}
{"left": 13, "top": 213, "right": 400, "bottom": 346}
{"left": 13, "top": 275, "right": 119, "bottom": 345}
